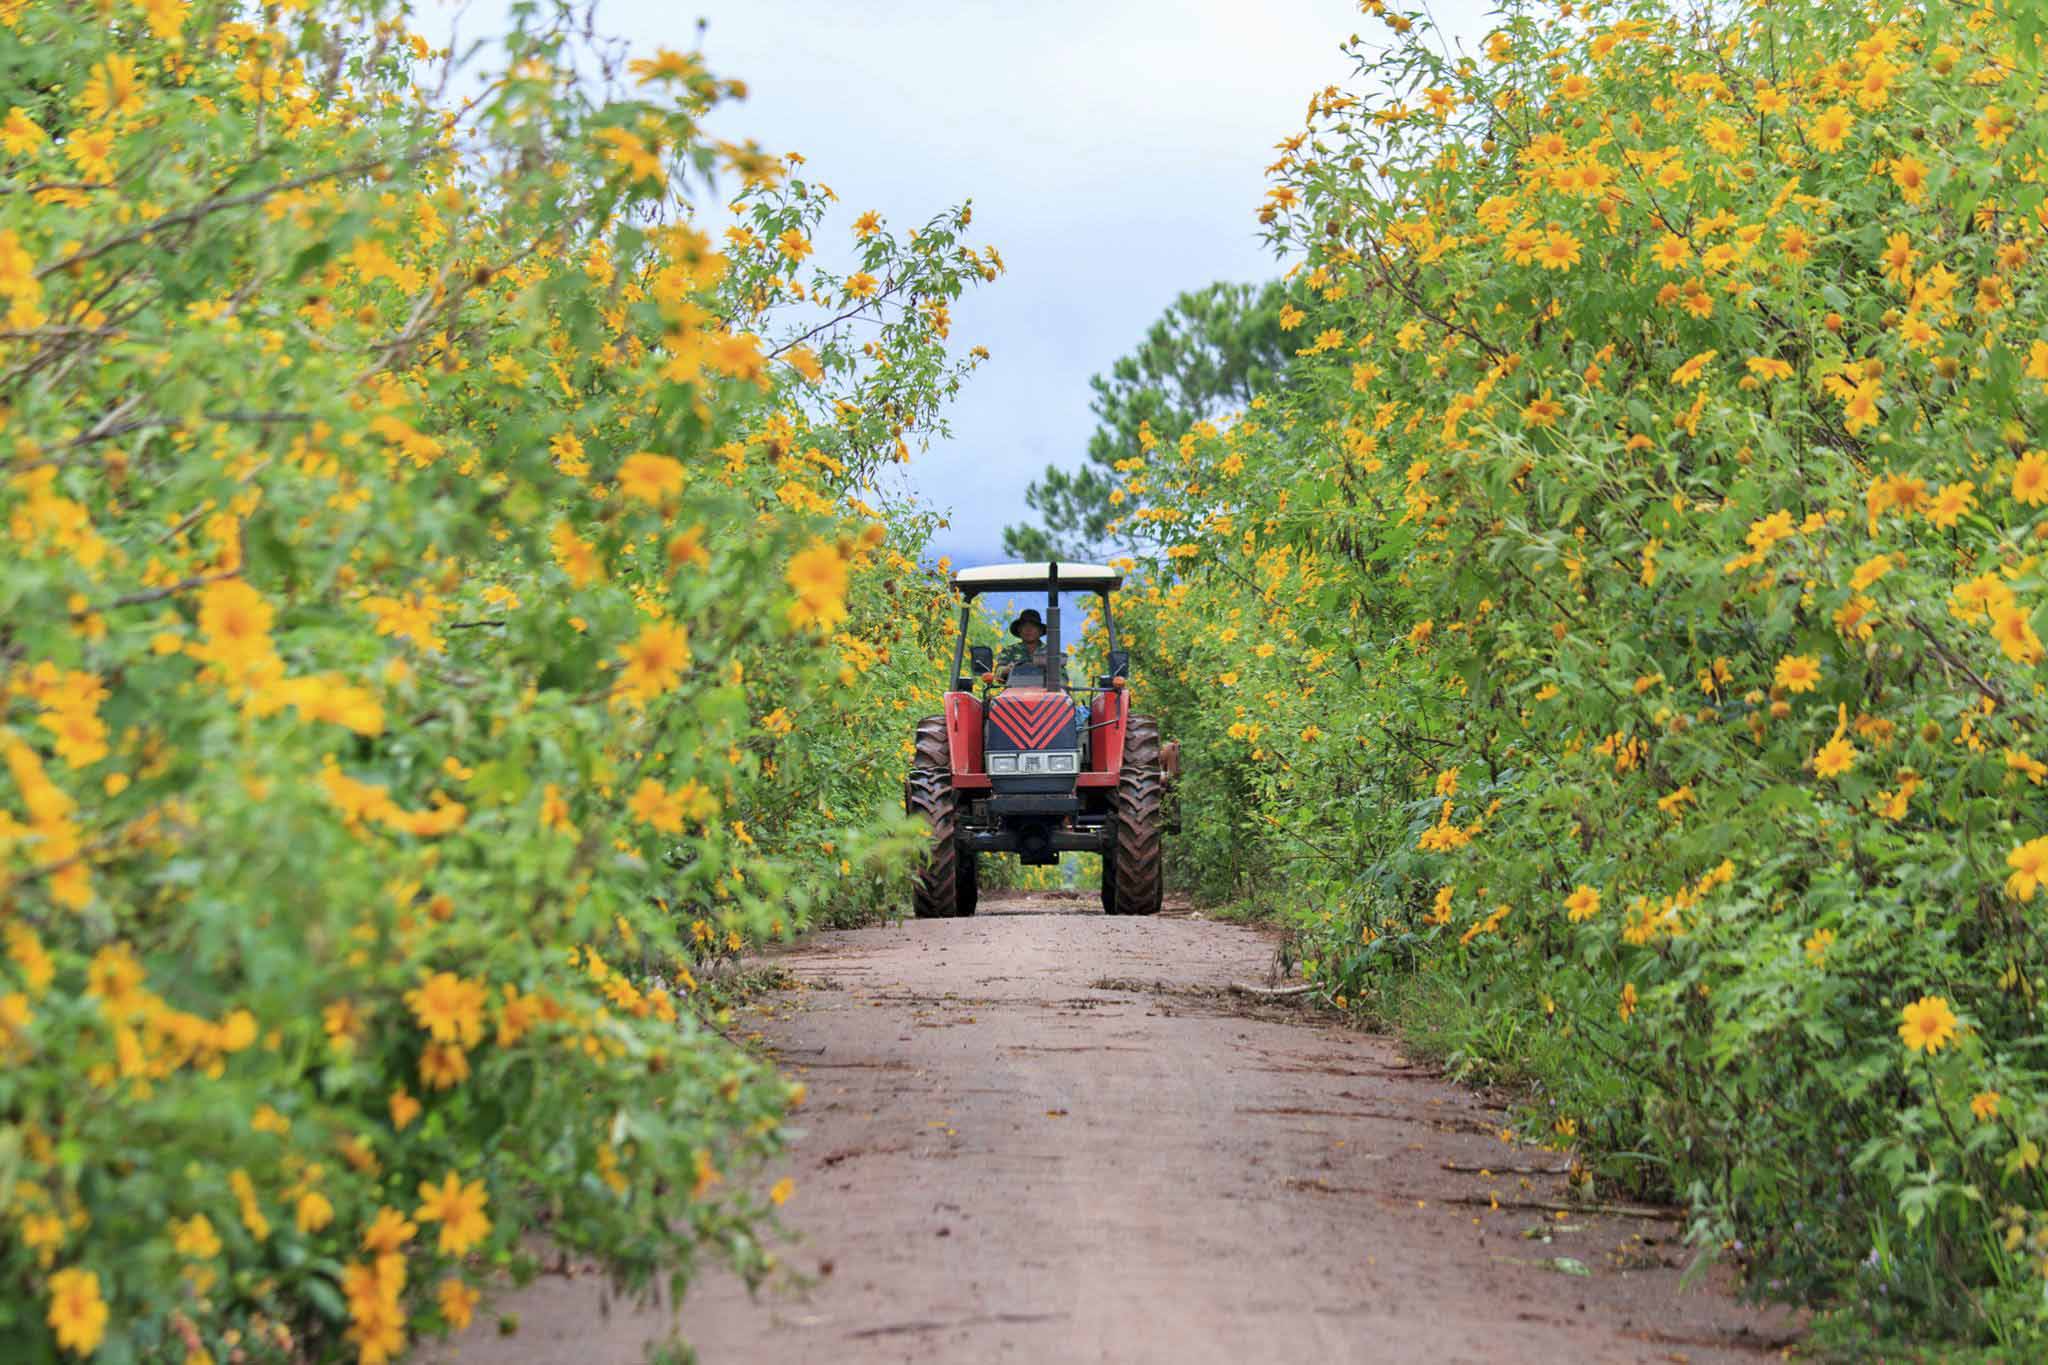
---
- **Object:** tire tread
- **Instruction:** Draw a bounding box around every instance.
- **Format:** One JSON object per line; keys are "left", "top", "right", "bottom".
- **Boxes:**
{"left": 1111, "top": 715, "right": 1166, "bottom": 916}
{"left": 908, "top": 716, "right": 965, "bottom": 918}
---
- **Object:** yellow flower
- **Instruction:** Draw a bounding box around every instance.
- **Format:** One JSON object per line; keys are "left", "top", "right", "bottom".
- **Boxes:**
{"left": 1670, "top": 349, "right": 1717, "bottom": 387}
{"left": 1807, "top": 104, "right": 1854, "bottom": 152}
{"left": 692, "top": 1148, "right": 722, "bottom": 1198}
{"left": 616, "top": 620, "right": 692, "bottom": 701}
{"left": 6, "top": 924, "right": 53, "bottom": 994}
{"left": 1951, "top": 573, "right": 2016, "bottom": 623}
{"left": 1897, "top": 995, "right": 1957, "bottom": 1054}
{"left": 1848, "top": 553, "right": 1892, "bottom": 592}
{"left": 138, "top": 0, "right": 191, "bottom": 39}
{"left": 785, "top": 540, "right": 849, "bottom": 632}
{"left": 1814, "top": 736, "right": 1857, "bottom": 779}
{"left": 667, "top": 525, "right": 712, "bottom": 571}
{"left": 297, "top": 1191, "right": 335, "bottom": 1234}
{"left": 390, "top": 1087, "right": 423, "bottom": 1131}
{"left": 1537, "top": 229, "right": 1582, "bottom": 271}
{"left": 627, "top": 47, "right": 701, "bottom": 84}
{"left": 419, "top": 1040, "right": 471, "bottom": 1090}
{"left": 1618, "top": 982, "right": 1638, "bottom": 1022}
{"left": 404, "top": 971, "right": 486, "bottom": 1047}
{"left": 2005, "top": 836, "right": 2048, "bottom": 902}
{"left": 2013, "top": 451, "right": 2048, "bottom": 506}
{"left": 782, "top": 344, "right": 824, "bottom": 382}
{"left": 1502, "top": 228, "right": 1542, "bottom": 265}
{"left": 549, "top": 521, "right": 606, "bottom": 587}
{"left": 64, "top": 127, "right": 116, "bottom": 180}
{"left": 342, "top": 1257, "right": 406, "bottom": 1353}
{"left": 1927, "top": 481, "right": 1976, "bottom": 529}
{"left": 1889, "top": 154, "right": 1928, "bottom": 204}
{"left": 46, "top": 1266, "right": 108, "bottom": 1357}
{"left": 1774, "top": 655, "right": 1820, "bottom": 693}
{"left": 538, "top": 783, "right": 574, "bottom": 835}
{"left": 0, "top": 989, "right": 31, "bottom": 1051}
{"left": 1564, "top": 885, "right": 1601, "bottom": 922}
{"left": 616, "top": 452, "right": 685, "bottom": 504}
{"left": 230, "top": 1169, "right": 270, "bottom": 1241}
{"left": 1991, "top": 604, "right": 2043, "bottom": 666}
{"left": 439, "top": 1276, "right": 480, "bottom": 1331}
{"left": 594, "top": 126, "right": 663, "bottom": 186}
{"left": 171, "top": 1214, "right": 221, "bottom": 1260}
{"left": 416, "top": 1172, "right": 493, "bottom": 1255}
{"left": 361, "top": 1206, "right": 417, "bottom": 1255}
{"left": 1, "top": 106, "right": 45, "bottom": 155}
{"left": 80, "top": 55, "right": 146, "bottom": 123}
{"left": 1971, "top": 1091, "right": 2001, "bottom": 1122}
{"left": 1803, "top": 928, "right": 1835, "bottom": 966}
{"left": 1974, "top": 105, "right": 2014, "bottom": 150}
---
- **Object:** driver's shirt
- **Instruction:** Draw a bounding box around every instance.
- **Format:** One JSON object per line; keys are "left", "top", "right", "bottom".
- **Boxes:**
{"left": 997, "top": 640, "right": 1048, "bottom": 669}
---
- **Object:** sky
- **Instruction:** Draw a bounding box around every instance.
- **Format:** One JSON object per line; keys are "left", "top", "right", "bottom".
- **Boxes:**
{"left": 435, "top": 0, "right": 1495, "bottom": 567}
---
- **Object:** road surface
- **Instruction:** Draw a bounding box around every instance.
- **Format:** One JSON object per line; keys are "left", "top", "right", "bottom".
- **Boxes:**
{"left": 449, "top": 893, "right": 1798, "bottom": 1364}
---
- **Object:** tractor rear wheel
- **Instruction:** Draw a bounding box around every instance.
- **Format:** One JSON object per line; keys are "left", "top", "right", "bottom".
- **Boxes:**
{"left": 908, "top": 716, "right": 970, "bottom": 918}
{"left": 1109, "top": 715, "right": 1165, "bottom": 916}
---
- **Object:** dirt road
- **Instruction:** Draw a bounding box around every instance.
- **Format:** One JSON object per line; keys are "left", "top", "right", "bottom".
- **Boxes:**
{"left": 453, "top": 894, "right": 1798, "bottom": 1364}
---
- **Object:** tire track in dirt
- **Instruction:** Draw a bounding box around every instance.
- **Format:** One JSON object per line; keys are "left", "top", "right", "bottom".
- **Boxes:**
{"left": 446, "top": 894, "right": 1799, "bottom": 1364}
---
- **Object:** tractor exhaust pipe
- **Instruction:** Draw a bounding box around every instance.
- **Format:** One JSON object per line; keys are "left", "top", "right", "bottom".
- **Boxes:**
{"left": 1046, "top": 561, "right": 1061, "bottom": 691}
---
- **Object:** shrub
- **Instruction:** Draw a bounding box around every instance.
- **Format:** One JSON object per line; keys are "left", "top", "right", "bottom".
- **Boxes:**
{"left": 1112, "top": 0, "right": 2048, "bottom": 1346}
{"left": 0, "top": 1, "right": 993, "bottom": 1359}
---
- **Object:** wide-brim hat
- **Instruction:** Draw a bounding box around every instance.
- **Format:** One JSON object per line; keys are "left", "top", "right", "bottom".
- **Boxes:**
{"left": 1009, "top": 608, "right": 1044, "bottom": 637}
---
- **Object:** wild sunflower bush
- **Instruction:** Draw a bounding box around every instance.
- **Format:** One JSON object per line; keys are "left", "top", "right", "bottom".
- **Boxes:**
{"left": 0, "top": 1, "right": 992, "bottom": 1360}
{"left": 1110, "top": 0, "right": 2048, "bottom": 1345}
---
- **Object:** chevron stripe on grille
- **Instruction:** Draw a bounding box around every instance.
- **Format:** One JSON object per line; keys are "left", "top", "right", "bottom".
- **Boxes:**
{"left": 988, "top": 693, "right": 1073, "bottom": 750}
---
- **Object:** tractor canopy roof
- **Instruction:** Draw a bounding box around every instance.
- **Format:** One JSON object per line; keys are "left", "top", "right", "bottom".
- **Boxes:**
{"left": 949, "top": 561, "right": 1123, "bottom": 597}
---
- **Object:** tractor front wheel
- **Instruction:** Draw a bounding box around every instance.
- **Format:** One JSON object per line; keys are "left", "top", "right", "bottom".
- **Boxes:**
{"left": 908, "top": 716, "right": 970, "bottom": 918}
{"left": 1109, "top": 715, "right": 1165, "bottom": 916}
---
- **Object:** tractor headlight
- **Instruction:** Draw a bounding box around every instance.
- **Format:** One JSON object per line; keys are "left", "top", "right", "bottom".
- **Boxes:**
{"left": 988, "top": 751, "right": 1079, "bottom": 776}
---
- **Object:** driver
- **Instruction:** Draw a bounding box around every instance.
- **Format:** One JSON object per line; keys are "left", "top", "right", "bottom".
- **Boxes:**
{"left": 996, "top": 608, "right": 1050, "bottom": 681}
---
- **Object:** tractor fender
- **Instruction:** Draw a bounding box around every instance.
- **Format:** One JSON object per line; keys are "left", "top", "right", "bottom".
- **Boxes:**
{"left": 944, "top": 691, "right": 984, "bottom": 778}
{"left": 1090, "top": 686, "right": 1127, "bottom": 774}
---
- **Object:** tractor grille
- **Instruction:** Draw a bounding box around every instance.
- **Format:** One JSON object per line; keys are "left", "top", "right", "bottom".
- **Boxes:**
{"left": 987, "top": 692, "right": 1077, "bottom": 751}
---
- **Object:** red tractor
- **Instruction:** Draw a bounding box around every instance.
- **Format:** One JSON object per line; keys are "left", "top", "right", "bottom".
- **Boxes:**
{"left": 905, "top": 561, "right": 1179, "bottom": 917}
